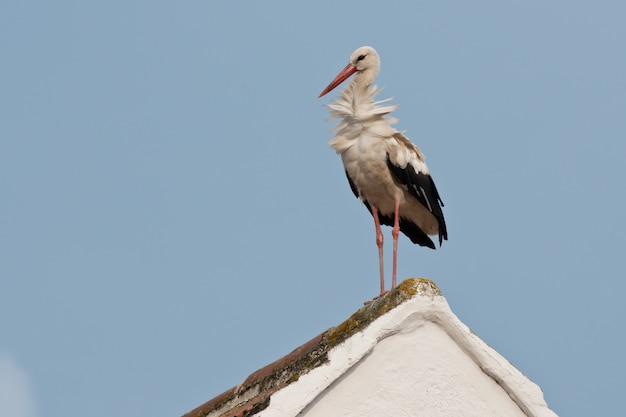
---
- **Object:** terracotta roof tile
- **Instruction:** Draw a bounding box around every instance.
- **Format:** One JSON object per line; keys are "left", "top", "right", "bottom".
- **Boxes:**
{"left": 182, "top": 278, "right": 440, "bottom": 417}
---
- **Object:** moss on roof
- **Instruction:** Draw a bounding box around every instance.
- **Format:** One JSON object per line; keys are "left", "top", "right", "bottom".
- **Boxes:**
{"left": 182, "top": 278, "right": 441, "bottom": 417}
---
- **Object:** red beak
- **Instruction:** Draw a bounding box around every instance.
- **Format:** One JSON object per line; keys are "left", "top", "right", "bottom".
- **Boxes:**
{"left": 318, "top": 64, "right": 358, "bottom": 98}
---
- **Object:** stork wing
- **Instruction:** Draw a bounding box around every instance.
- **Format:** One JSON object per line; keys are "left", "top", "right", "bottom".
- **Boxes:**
{"left": 345, "top": 171, "right": 437, "bottom": 248}
{"left": 386, "top": 133, "right": 448, "bottom": 246}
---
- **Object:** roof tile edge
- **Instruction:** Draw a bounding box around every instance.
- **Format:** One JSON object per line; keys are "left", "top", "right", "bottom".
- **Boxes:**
{"left": 181, "top": 278, "right": 438, "bottom": 417}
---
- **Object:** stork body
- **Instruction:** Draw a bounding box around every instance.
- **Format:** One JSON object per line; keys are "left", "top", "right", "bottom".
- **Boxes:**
{"left": 319, "top": 46, "right": 447, "bottom": 295}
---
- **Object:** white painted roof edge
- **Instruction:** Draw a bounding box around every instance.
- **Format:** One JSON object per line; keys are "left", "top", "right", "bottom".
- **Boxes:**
{"left": 259, "top": 283, "right": 558, "bottom": 417}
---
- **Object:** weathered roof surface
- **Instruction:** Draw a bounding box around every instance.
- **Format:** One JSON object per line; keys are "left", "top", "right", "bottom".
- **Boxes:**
{"left": 182, "top": 278, "right": 558, "bottom": 417}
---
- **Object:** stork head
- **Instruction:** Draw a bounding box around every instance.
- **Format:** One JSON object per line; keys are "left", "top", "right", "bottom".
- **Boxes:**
{"left": 318, "top": 46, "right": 380, "bottom": 98}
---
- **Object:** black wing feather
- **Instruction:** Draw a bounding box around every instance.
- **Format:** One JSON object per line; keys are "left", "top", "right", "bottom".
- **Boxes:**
{"left": 385, "top": 155, "right": 448, "bottom": 246}
{"left": 345, "top": 171, "right": 438, "bottom": 249}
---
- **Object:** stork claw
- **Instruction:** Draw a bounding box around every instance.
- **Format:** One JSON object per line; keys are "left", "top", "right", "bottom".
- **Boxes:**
{"left": 363, "top": 290, "right": 389, "bottom": 305}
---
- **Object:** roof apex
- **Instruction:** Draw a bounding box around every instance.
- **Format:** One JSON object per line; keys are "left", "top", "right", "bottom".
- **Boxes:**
{"left": 182, "top": 278, "right": 439, "bottom": 417}
{"left": 182, "top": 278, "right": 558, "bottom": 417}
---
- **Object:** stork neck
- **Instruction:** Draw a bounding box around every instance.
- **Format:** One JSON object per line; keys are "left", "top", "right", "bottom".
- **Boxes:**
{"left": 354, "top": 69, "right": 376, "bottom": 90}
{"left": 347, "top": 70, "right": 377, "bottom": 102}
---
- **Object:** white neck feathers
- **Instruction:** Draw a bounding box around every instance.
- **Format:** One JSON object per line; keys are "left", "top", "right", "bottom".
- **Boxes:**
{"left": 325, "top": 77, "right": 399, "bottom": 143}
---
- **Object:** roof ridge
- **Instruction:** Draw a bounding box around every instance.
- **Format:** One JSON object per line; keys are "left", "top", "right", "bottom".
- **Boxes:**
{"left": 182, "top": 278, "right": 440, "bottom": 417}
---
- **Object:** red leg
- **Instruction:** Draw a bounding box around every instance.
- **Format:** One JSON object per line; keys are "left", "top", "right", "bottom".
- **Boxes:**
{"left": 391, "top": 198, "right": 400, "bottom": 289}
{"left": 371, "top": 206, "right": 385, "bottom": 295}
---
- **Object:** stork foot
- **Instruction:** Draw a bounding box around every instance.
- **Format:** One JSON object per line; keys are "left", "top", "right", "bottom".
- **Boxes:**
{"left": 363, "top": 290, "right": 390, "bottom": 305}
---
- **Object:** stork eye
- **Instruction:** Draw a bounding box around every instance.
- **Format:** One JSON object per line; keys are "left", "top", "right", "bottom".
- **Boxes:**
{"left": 357, "top": 54, "right": 366, "bottom": 61}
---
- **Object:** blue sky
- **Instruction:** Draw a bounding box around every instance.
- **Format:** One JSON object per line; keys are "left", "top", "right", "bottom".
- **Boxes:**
{"left": 1, "top": 1, "right": 625, "bottom": 416}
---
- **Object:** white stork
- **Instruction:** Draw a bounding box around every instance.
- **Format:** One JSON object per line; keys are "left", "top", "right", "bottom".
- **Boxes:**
{"left": 319, "top": 46, "right": 447, "bottom": 296}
